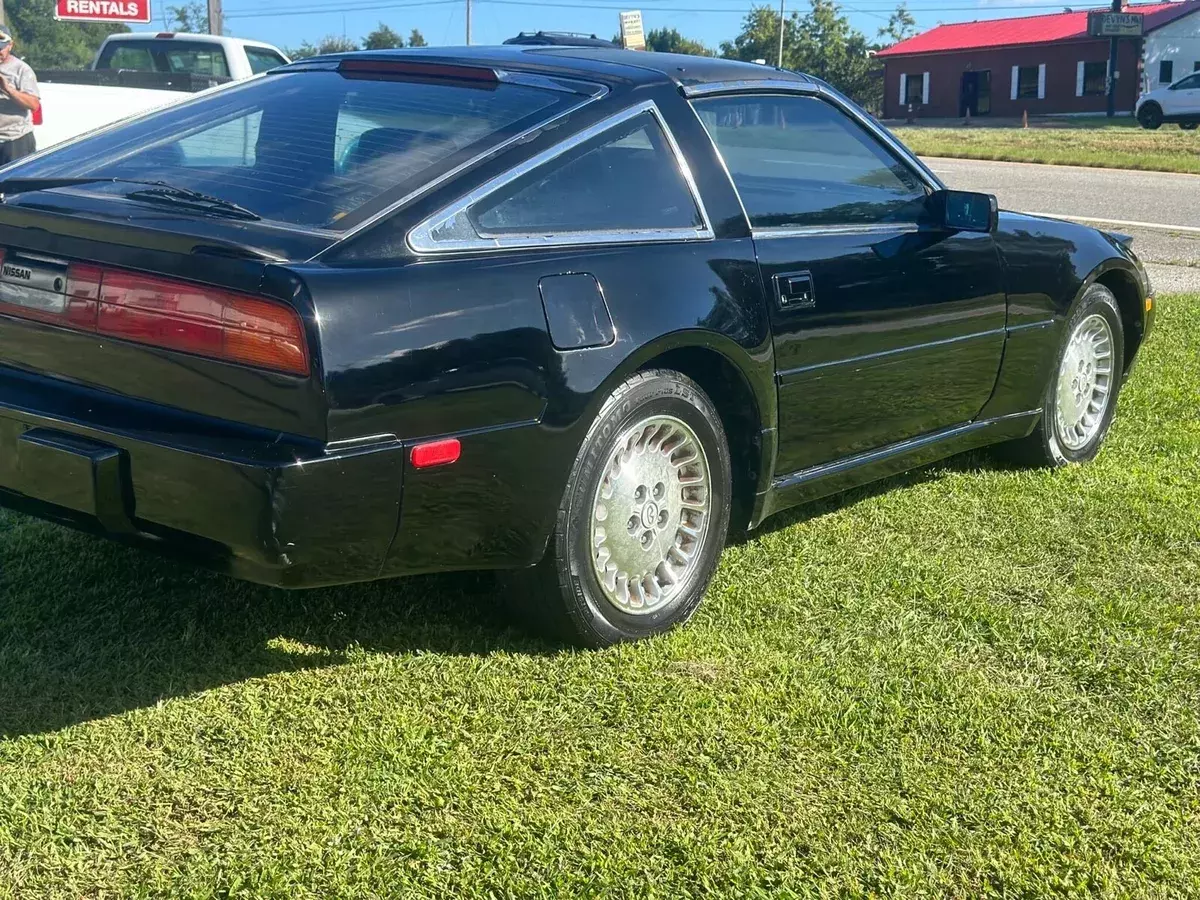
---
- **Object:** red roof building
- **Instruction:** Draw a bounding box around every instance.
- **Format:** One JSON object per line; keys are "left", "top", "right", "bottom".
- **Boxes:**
{"left": 877, "top": 0, "right": 1200, "bottom": 118}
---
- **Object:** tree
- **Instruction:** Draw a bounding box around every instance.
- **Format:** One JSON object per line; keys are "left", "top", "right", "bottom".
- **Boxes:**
{"left": 4, "top": 0, "right": 130, "bottom": 69}
{"left": 721, "top": 2, "right": 881, "bottom": 110}
{"left": 287, "top": 35, "right": 360, "bottom": 59}
{"left": 408, "top": 29, "right": 428, "bottom": 48}
{"left": 362, "top": 23, "right": 404, "bottom": 50}
{"left": 796, "top": 0, "right": 880, "bottom": 107}
{"left": 878, "top": 3, "right": 917, "bottom": 45}
{"left": 720, "top": 5, "right": 801, "bottom": 67}
{"left": 644, "top": 27, "right": 714, "bottom": 57}
{"left": 167, "top": 0, "right": 221, "bottom": 34}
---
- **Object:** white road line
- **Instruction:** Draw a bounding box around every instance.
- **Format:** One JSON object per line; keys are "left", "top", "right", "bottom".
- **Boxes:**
{"left": 1022, "top": 212, "right": 1200, "bottom": 235}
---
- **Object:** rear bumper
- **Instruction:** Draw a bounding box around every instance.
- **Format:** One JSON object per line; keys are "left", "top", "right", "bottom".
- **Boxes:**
{"left": 0, "top": 367, "right": 405, "bottom": 588}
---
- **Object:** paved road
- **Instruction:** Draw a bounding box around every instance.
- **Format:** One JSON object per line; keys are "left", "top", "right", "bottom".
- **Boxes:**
{"left": 925, "top": 157, "right": 1200, "bottom": 293}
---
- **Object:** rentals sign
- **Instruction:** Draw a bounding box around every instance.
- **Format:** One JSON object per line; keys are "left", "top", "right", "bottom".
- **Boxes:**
{"left": 55, "top": 0, "right": 152, "bottom": 23}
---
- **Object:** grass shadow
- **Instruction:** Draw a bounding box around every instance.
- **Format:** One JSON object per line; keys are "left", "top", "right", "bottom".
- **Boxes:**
{"left": 0, "top": 447, "right": 1026, "bottom": 740}
{"left": 0, "top": 513, "right": 556, "bottom": 740}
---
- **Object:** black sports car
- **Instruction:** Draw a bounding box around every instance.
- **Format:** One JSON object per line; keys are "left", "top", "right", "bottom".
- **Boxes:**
{"left": 0, "top": 48, "right": 1153, "bottom": 646}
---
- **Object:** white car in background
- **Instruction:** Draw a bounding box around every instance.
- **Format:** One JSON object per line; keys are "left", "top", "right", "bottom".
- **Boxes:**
{"left": 1136, "top": 70, "right": 1200, "bottom": 130}
{"left": 34, "top": 33, "right": 289, "bottom": 150}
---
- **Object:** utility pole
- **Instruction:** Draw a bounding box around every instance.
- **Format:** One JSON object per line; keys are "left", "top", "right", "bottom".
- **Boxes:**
{"left": 777, "top": 0, "right": 785, "bottom": 68}
{"left": 1105, "top": 0, "right": 1121, "bottom": 117}
{"left": 0, "top": 1, "right": 7, "bottom": 29}
{"left": 466, "top": 0, "right": 472, "bottom": 45}
{"left": 207, "top": 0, "right": 223, "bottom": 36}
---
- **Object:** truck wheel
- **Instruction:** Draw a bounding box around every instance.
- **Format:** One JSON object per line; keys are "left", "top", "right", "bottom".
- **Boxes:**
{"left": 511, "top": 369, "right": 732, "bottom": 647}
{"left": 1000, "top": 283, "right": 1125, "bottom": 468}
{"left": 1138, "top": 103, "right": 1163, "bottom": 130}
{"left": 1181, "top": 122, "right": 1198, "bottom": 131}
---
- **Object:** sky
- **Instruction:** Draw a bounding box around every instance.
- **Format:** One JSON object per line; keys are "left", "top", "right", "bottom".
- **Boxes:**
{"left": 131, "top": 0, "right": 1087, "bottom": 56}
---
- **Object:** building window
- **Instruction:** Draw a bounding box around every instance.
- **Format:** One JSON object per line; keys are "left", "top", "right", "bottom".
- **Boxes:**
{"left": 1160, "top": 60, "right": 1174, "bottom": 84}
{"left": 1194, "top": 61, "right": 1200, "bottom": 72}
{"left": 905, "top": 73, "right": 924, "bottom": 105}
{"left": 1082, "top": 61, "right": 1107, "bottom": 95}
{"left": 1016, "top": 66, "right": 1040, "bottom": 99}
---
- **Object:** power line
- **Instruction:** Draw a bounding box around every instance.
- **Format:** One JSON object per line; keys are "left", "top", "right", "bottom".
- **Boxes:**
{"left": 228, "top": 0, "right": 1121, "bottom": 18}
{"left": 226, "top": 0, "right": 458, "bottom": 19}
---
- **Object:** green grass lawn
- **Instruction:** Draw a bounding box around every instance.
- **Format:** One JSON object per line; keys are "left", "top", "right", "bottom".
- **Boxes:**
{"left": 894, "top": 118, "right": 1200, "bottom": 175}
{"left": 2, "top": 297, "right": 1200, "bottom": 897}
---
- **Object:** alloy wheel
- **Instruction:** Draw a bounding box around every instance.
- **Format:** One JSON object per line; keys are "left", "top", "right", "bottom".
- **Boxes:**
{"left": 588, "top": 415, "right": 712, "bottom": 615}
{"left": 1054, "top": 312, "right": 1115, "bottom": 451}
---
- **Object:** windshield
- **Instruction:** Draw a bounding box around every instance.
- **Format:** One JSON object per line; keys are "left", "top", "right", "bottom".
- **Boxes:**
{"left": 7, "top": 70, "right": 581, "bottom": 231}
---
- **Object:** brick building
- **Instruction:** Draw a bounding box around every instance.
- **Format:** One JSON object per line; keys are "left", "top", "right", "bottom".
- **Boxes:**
{"left": 878, "top": 0, "right": 1200, "bottom": 119}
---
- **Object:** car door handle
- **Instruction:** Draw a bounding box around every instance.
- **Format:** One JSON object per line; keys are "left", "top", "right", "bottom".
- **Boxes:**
{"left": 773, "top": 271, "right": 816, "bottom": 311}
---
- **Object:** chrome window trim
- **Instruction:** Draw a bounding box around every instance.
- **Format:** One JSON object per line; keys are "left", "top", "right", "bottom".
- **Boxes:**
{"left": 687, "top": 85, "right": 941, "bottom": 236}
{"left": 318, "top": 82, "right": 609, "bottom": 258}
{"left": 681, "top": 78, "right": 818, "bottom": 98}
{"left": 406, "top": 99, "right": 715, "bottom": 255}
{"left": 752, "top": 223, "right": 921, "bottom": 239}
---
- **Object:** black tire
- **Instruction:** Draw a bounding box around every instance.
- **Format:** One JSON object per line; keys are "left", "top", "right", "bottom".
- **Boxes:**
{"left": 1138, "top": 103, "right": 1163, "bottom": 130}
{"left": 1181, "top": 122, "right": 1198, "bottom": 131}
{"left": 510, "top": 369, "right": 732, "bottom": 648}
{"left": 1001, "top": 283, "right": 1125, "bottom": 468}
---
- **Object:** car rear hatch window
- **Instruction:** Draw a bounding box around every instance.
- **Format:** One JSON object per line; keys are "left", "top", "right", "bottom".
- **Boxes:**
{"left": 6, "top": 62, "right": 594, "bottom": 233}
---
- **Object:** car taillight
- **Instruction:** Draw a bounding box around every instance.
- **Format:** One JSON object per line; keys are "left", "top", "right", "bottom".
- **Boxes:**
{"left": 0, "top": 259, "right": 309, "bottom": 376}
{"left": 65, "top": 262, "right": 103, "bottom": 327}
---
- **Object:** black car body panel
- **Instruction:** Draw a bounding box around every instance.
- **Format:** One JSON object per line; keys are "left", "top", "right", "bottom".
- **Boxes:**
{"left": 0, "top": 48, "right": 1152, "bottom": 587}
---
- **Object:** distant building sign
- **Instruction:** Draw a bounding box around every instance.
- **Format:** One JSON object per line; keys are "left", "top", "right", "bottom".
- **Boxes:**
{"left": 1087, "top": 11, "right": 1144, "bottom": 38}
{"left": 619, "top": 10, "right": 646, "bottom": 50}
{"left": 54, "top": 0, "right": 152, "bottom": 23}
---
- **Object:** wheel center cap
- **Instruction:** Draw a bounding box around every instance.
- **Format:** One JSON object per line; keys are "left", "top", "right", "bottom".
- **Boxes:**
{"left": 640, "top": 501, "right": 659, "bottom": 530}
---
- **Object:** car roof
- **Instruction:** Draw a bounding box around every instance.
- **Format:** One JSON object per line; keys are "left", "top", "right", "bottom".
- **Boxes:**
{"left": 103, "top": 32, "right": 281, "bottom": 50}
{"left": 503, "top": 32, "right": 619, "bottom": 48}
{"left": 293, "top": 45, "right": 813, "bottom": 90}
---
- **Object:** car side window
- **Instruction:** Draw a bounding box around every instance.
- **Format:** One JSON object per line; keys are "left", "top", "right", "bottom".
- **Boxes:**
{"left": 691, "top": 94, "right": 928, "bottom": 230}
{"left": 410, "top": 107, "right": 707, "bottom": 251}
{"left": 1171, "top": 74, "right": 1200, "bottom": 90}
{"left": 245, "top": 47, "right": 288, "bottom": 75}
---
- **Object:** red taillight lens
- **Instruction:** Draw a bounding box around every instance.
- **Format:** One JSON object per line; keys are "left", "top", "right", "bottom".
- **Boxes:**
{"left": 0, "top": 260, "right": 309, "bottom": 376}
{"left": 65, "top": 262, "right": 103, "bottom": 328}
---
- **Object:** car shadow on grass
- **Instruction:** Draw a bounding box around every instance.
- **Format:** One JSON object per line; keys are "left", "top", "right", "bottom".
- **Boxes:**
{"left": 0, "top": 448, "right": 1020, "bottom": 740}
{"left": 0, "top": 512, "right": 556, "bottom": 740}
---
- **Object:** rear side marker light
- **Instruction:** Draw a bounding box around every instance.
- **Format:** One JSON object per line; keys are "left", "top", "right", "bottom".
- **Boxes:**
{"left": 0, "top": 256, "right": 309, "bottom": 376}
{"left": 410, "top": 438, "right": 461, "bottom": 469}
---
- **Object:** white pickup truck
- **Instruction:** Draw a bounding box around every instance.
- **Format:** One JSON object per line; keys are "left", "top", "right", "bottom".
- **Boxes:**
{"left": 34, "top": 33, "right": 289, "bottom": 149}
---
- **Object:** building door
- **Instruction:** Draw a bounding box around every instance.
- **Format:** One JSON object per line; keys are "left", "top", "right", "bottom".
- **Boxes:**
{"left": 960, "top": 71, "right": 991, "bottom": 116}
{"left": 976, "top": 70, "right": 992, "bottom": 114}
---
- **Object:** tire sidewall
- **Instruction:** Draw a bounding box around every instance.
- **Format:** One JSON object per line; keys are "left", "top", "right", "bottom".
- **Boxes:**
{"left": 1042, "top": 285, "right": 1124, "bottom": 465}
{"left": 557, "top": 372, "right": 732, "bottom": 645}
{"left": 1139, "top": 104, "right": 1163, "bottom": 129}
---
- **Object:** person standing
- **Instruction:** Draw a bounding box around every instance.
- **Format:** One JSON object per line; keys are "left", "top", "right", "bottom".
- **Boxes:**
{"left": 0, "top": 27, "right": 40, "bottom": 165}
